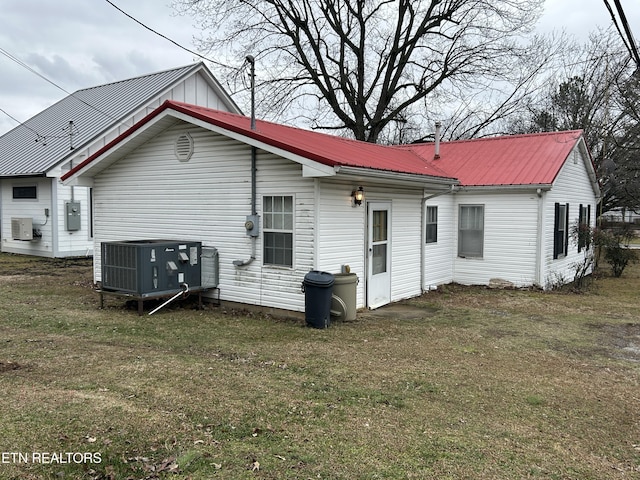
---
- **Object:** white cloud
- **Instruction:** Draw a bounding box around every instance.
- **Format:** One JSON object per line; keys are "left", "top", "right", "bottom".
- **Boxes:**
{"left": 1, "top": 0, "right": 638, "bottom": 136}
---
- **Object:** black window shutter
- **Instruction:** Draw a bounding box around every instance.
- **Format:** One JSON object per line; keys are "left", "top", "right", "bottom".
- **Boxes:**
{"left": 587, "top": 204, "right": 592, "bottom": 248}
{"left": 564, "top": 203, "right": 570, "bottom": 257}
{"left": 578, "top": 204, "right": 583, "bottom": 252}
{"left": 553, "top": 203, "right": 560, "bottom": 259}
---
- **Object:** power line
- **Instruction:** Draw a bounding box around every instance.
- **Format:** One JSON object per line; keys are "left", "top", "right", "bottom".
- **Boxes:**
{"left": 0, "top": 106, "right": 39, "bottom": 135}
{"left": 1, "top": 1, "right": 236, "bottom": 137}
{"left": 103, "top": 0, "right": 230, "bottom": 69}
{"left": 0, "top": 47, "right": 73, "bottom": 96}
{"left": 603, "top": 0, "right": 640, "bottom": 68}
{"left": 0, "top": 46, "right": 131, "bottom": 142}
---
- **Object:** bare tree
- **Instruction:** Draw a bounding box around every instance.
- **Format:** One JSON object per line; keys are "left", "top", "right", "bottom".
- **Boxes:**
{"left": 173, "top": 0, "right": 544, "bottom": 143}
{"left": 507, "top": 28, "right": 640, "bottom": 215}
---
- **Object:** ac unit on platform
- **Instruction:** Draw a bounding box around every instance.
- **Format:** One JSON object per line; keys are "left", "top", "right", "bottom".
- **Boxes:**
{"left": 11, "top": 217, "right": 33, "bottom": 241}
{"left": 101, "top": 240, "right": 203, "bottom": 297}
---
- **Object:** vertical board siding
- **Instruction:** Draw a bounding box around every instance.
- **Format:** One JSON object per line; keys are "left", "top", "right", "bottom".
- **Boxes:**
{"left": 542, "top": 146, "right": 598, "bottom": 288}
{"left": 453, "top": 192, "right": 540, "bottom": 287}
{"left": 85, "top": 71, "right": 234, "bottom": 165}
{"left": 93, "top": 124, "right": 315, "bottom": 312}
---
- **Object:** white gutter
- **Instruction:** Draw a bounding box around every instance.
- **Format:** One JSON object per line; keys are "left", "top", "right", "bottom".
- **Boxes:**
{"left": 335, "top": 165, "right": 457, "bottom": 187}
{"left": 535, "top": 188, "right": 545, "bottom": 287}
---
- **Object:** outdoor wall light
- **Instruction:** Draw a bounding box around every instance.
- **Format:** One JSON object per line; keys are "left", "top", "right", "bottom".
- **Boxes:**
{"left": 352, "top": 186, "right": 365, "bottom": 206}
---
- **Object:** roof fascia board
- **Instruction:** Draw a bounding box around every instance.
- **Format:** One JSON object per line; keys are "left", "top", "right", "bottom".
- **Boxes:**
{"left": 0, "top": 173, "right": 47, "bottom": 180}
{"left": 576, "top": 137, "right": 602, "bottom": 198}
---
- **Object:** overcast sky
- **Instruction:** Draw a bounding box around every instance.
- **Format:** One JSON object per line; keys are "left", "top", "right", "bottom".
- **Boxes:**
{"left": 1, "top": 0, "right": 639, "bottom": 136}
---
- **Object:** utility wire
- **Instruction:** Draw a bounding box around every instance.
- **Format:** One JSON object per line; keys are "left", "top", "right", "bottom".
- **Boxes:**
{"left": 1, "top": 1, "right": 236, "bottom": 137}
{"left": 603, "top": 0, "right": 640, "bottom": 68}
{"left": 0, "top": 46, "right": 132, "bottom": 141}
{"left": 104, "top": 0, "right": 230, "bottom": 69}
{"left": 0, "top": 106, "right": 40, "bottom": 135}
{"left": 613, "top": 0, "right": 640, "bottom": 67}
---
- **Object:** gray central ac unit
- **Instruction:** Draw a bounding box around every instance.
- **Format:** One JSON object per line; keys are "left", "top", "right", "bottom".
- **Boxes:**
{"left": 101, "top": 240, "right": 204, "bottom": 297}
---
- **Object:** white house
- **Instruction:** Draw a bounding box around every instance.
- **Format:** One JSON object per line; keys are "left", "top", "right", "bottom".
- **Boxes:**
{"left": 0, "top": 63, "right": 240, "bottom": 258}
{"left": 62, "top": 101, "right": 600, "bottom": 313}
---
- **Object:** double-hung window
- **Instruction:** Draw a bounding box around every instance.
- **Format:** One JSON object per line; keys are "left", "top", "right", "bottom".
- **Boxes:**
{"left": 458, "top": 205, "right": 484, "bottom": 258}
{"left": 425, "top": 206, "right": 438, "bottom": 244}
{"left": 553, "top": 203, "right": 569, "bottom": 259}
{"left": 577, "top": 203, "right": 591, "bottom": 252}
{"left": 263, "top": 195, "right": 294, "bottom": 267}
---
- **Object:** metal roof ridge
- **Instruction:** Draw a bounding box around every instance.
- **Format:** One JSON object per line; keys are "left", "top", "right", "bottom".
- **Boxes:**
{"left": 400, "top": 129, "right": 584, "bottom": 148}
{"left": 75, "top": 62, "right": 202, "bottom": 94}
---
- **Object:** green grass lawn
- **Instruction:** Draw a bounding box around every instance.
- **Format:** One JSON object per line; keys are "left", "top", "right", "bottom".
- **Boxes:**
{"left": 0, "top": 253, "right": 639, "bottom": 479}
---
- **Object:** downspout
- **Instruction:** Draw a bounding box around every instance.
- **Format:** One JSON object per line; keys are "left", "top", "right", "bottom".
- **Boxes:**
{"left": 535, "top": 188, "right": 545, "bottom": 288}
{"left": 420, "top": 184, "right": 457, "bottom": 293}
{"left": 234, "top": 56, "right": 258, "bottom": 267}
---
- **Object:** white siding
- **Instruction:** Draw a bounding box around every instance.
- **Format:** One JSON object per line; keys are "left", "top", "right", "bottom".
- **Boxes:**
{"left": 423, "top": 194, "right": 455, "bottom": 287}
{"left": 1, "top": 69, "right": 236, "bottom": 259}
{"left": 0, "top": 178, "right": 55, "bottom": 257}
{"left": 542, "top": 146, "right": 598, "bottom": 287}
{"left": 92, "top": 124, "right": 316, "bottom": 312}
{"left": 452, "top": 191, "right": 541, "bottom": 287}
{"left": 317, "top": 182, "right": 425, "bottom": 308}
{"left": 388, "top": 189, "right": 424, "bottom": 302}
{"left": 53, "top": 182, "right": 93, "bottom": 257}
{"left": 316, "top": 180, "right": 366, "bottom": 307}
{"left": 447, "top": 144, "right": 599, "bottom": 290}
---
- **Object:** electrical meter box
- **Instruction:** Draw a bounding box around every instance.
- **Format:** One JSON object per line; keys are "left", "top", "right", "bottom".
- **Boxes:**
{"left": 65, "top": 201, "right": 81, "bottom": 231}
{"left": 101, "top": 240, "right": 202, "bottom": 297}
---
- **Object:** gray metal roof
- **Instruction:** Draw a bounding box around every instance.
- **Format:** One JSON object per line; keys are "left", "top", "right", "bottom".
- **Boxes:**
{"left": 0, "top": 62, "right": 238, "bottom": 177}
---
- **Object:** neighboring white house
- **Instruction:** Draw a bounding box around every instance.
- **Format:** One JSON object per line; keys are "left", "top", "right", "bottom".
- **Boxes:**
{"left": 62, "top": 101, "right": 600, "bottom": 313}
{"left": 0, "top": 63, "right": 240, "bottom": 258}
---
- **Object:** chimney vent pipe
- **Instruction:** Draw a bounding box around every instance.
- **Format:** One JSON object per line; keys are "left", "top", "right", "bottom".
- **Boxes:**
{"left": 434, "top": 122, "right": 441, "bottom": 160}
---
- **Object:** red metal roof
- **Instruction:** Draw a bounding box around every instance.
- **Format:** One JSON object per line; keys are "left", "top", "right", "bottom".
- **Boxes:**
{"left": 404, "top": 130, "right": 583, "bottom": 187}
{"left": 62, "top": 100, "right": 584, "bottom": 187}
{"left": 166, "top": 101, "right": 454, "bottom": 179}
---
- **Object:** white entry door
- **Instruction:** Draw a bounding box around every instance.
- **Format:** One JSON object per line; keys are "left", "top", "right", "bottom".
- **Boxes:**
{"left": 367, "top": 201, "right": 391, "bottom": 308}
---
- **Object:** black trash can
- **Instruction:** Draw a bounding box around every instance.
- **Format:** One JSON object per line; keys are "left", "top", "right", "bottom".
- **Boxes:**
{"left": 302, "top": 271, "right": 335, "bottom": 328}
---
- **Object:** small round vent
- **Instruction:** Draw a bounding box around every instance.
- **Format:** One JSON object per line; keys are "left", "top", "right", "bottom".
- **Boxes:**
{"left": 175, "top": 133, "right": 194, "bottom": 162}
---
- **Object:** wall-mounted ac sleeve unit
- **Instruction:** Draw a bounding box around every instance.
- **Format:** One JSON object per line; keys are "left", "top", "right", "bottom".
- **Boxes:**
{"left": 11, "top": 217, "right": 33, "bottom": 241}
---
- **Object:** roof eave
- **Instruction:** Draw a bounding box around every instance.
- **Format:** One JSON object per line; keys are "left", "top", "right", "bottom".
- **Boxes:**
{"left": 335, "top": 166, "right": 459, "bottom": 188}
{"left": 455, "top": 184, "right": 553, "bottom": 193}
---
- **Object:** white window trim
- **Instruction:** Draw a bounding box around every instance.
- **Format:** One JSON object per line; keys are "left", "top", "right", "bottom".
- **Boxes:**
{"left": 262, "top": 194, "right": 295, "bottom": 269}
{"left": 425, "top": 205, "right": 438, "bottom": 244}
{"left": 458, "top": 204, "right": 484, "bottom": 258}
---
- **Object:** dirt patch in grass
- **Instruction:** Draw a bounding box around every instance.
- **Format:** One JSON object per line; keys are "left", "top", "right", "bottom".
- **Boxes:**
{"left": 0, "top": 361, "right": 22, "bottom": 372}
{"left": 597, "top": 323, "right": 640, "bottom": 362}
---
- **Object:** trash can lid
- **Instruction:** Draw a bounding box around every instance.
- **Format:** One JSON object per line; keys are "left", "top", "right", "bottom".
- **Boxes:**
{"left": 304, "top": 270, "right": 335, "bottom": 287}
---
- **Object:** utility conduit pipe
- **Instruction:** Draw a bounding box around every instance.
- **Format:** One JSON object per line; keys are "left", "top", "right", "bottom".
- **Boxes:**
{"left": 148, "top": 283, "right": 189, "bottom": 316}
